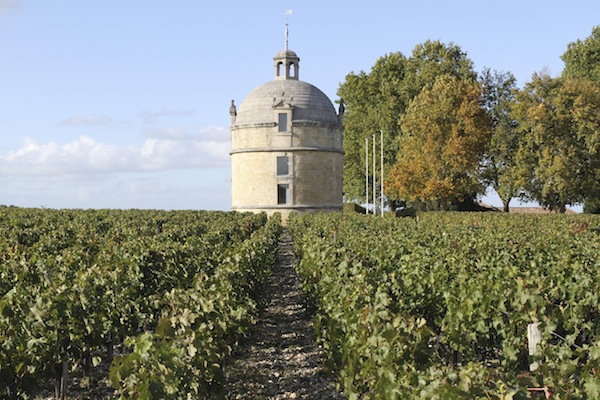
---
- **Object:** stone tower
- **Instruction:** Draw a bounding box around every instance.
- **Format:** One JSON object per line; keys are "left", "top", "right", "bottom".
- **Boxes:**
{"left": 229, "top": 46, "right": 344, "bottom": 222}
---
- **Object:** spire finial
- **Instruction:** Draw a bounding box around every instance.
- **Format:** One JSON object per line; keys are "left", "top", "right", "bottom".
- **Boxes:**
{"left": 285, "top": 10, "right": 292, "bottom": 50}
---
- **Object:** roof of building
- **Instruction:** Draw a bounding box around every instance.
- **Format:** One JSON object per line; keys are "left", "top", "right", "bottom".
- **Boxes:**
{"left": 234, "top": 79, "right": 340, "bottom": 126}
{"left": 233, "top": 48, "right": 341, "bottom": 128}
{"left": 273, "top": 49, "right": 299, "bottom": 60}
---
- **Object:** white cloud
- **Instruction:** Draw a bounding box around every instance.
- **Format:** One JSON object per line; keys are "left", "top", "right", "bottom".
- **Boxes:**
{"left": 0, "top": 127, "right": 230, "bottom": 177}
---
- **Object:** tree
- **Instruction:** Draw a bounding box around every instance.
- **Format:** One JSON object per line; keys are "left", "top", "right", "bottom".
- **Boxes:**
{"left": 562, "top": 25, "right": 600, "bottom": 213}
{"left": 337, "top": 52, "right": 408, "bottom": 203}
{"left": 404, "top": 40, "right": 477, "bottom": 100}
{"left": 337, "top": 40, "right": 477, "bottom": 205}
{"left": 512, "top": 73, "right": 600, "bottom": 212}
{"left": 583, "top": 197, "right": 600, "bottom": 214}
{"left": 478, "top": 68, "right": 521, "bottom": 212}
{"left": 385, "top": 75, "right": 491, "bottom": 209}
{"left": 562, "top": 25, "right": 600, "bottom": 84}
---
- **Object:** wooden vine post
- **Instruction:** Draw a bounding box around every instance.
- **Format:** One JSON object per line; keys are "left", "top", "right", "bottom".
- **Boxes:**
{"left": 527, "top": 323, "right": 541, "bottom": 372}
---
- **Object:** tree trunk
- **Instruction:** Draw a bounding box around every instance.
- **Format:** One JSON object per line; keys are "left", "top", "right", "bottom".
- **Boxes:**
{"left": 501, "top": 197, "right": 511, "bottom": 213}
{"left": 107, "top": 333, "right": 114, "bottom": 362}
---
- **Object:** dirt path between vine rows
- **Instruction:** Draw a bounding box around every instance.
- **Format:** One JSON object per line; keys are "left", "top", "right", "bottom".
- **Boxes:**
{"left": 224, "top": 229, "right": 346, "bottom": 400}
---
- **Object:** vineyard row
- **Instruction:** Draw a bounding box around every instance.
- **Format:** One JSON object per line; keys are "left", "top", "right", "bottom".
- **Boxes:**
{"left": 0, "top": 208, "right": 280, "bottom": 399}
{"left": 288, "top": 212, "right": 600, "bottom": 399}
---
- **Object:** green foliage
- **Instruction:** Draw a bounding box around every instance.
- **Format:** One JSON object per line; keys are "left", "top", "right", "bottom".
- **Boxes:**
{"left": 561, "top": 26, "right": 600, "bottom": 212}
{"left": 337, "top": 52, "right": 408, "bottom": 202}
{"left": 110, "top": 213, "right": 281, "bottom": 399}
{"left": 386, "top": 75, "right": 491, "bottom": 207}
{"left": 479, "top": 68, "right": 521, "bottom": 212}
{"left": 0, "top": 208, "right": 280, "bottom": 398}
{"left": 404, "top": 40, "right": 477, "bottom": 100}
{"left": 512, "top": 73, "right": 600, "bottom": 212}
{"left": 343, "top": 202, "right": 366, "bottom": 214}
{"left": 584, "top": 196, "right": 600, "bottom": 214}
{"left": 108, "top": 332, "right": 201, "bottom": 399}
{"left": 289, "top": 212, "right": 600, "bottom": 399}
{"left": 337, "top": 40, "right": 477, "bottom": 204}
{"left": 562, "top": 25, "right": 600, "bottom": 85}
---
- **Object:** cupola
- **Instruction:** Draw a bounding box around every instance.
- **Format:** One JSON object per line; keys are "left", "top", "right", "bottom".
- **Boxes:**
{"left": 274, "top": 49, "right": 300, "bottom": 80}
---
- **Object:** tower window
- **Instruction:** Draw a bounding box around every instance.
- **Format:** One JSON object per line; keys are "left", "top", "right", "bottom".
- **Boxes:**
{"left": 277, "top": 184, "right": 289, "bottom": 204}
{"left": 277, "top": 156, "right": 289, "bottom": 176}
{"left": 278, "top": 113, "right": 288, "bottom": 132}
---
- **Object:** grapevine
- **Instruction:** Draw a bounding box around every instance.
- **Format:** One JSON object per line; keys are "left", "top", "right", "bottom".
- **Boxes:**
{"left": 0, "top": 208, "right": 280, "bottom": 399}
{"left": 288, "top": 212, "right": 600, "bottom": 399}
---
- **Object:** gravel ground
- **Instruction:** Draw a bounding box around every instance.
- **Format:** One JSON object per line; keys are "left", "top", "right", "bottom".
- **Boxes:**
{"left": 224, "top": 229, "right": 346, "bottom": 400}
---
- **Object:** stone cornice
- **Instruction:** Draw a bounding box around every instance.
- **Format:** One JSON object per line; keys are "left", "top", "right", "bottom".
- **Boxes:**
{"left": 230, "top": 146, "right": 344, "bottom": 155}
{"left": 231, "top": 122, "right": 277, "bottom": 130}
{"left": 231, "top": 120, "right": 341, "bottom": 130}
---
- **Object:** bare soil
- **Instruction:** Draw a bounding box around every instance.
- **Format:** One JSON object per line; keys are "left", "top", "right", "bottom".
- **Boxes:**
{"left": 223, "top": 229, "right": 346, "bottom": 400}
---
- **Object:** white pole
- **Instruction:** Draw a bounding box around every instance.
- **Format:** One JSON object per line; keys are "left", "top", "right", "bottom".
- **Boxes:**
{"left": 365, "top": 137, "right": 369, "bottom": 215}
{"left": 373, "top": 134, "right": 376, "bottom": 215}
{"left": 381, "top": 130, "right": 384, "bottom": 217}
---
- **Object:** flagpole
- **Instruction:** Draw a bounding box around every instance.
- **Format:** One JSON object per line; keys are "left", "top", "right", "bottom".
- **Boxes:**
{"left": 365, "top": 137, "right": 369, "bottom": 215}
{"left": 373, "top": 134, "right": 376, "bottom": 215}
{"left": 381, "top": 130, "right": 384, "bottom": 217}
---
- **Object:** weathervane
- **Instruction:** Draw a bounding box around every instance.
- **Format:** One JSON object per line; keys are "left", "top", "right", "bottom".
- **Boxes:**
{"left": 285, "top": 10, "right": 292, "bottom": 50}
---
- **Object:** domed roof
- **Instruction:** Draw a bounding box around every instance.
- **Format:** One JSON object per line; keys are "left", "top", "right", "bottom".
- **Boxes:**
{"left": 234, "top": 79, "right": 340, "bottom": 126}
{"left": 273, "top": 49, "right": 300, "bottom": 60}
{"left": 273, "top": 49, "right": 299, "bottom": 59}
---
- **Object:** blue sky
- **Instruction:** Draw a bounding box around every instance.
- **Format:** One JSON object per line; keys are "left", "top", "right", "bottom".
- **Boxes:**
{"left": 1, "top": 1, "right": 598, "bottom": 211}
